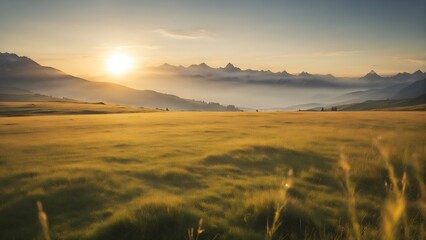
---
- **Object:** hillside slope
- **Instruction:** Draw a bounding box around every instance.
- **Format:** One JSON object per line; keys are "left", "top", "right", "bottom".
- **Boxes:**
{"left": 337, "top": 94, "right": 426, "bottom": 111}
{"left": 0, "top": 86, "right": 76, "bottom": 102}
{"left": 0, "top": 86, "right": 159, "bottom": 116}
{"left": 392, "top": 78, "right": 426, "bottom": 99}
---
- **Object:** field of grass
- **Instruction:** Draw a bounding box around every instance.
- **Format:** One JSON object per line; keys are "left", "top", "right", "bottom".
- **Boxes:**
{"left": 0, "top": 101, "right": 159, "bottom": 116}
{"left": 378, "top": 104, "right": 426, "bottom": 111}
{"left": 0, "top": 111, "right": 425, "bottom": 240}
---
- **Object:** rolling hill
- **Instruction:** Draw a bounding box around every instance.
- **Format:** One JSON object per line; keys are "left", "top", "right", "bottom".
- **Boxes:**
{"left": 0, "top": 53, "right": 240, "bottom": 111}
{"left": 0, "top": 86, "right": 76, "bottom": 102}
{"left": 310, "top": 94, "right": 426, "bottom": 111}
{"left": 0, "top": 86, "right": 160, "bottom": 116}
{"left": 337, "top": 94, "right": 426, "bottom": 111}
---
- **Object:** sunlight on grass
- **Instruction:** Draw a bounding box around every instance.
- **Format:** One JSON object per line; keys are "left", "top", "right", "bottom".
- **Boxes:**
{"left": 0, "top": 112, "right": 424, "bottom": 239}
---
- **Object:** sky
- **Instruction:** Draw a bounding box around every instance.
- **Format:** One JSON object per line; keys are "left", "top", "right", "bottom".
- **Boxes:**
{"left": 1, "top": 0, "right": 425, "bottom": 77}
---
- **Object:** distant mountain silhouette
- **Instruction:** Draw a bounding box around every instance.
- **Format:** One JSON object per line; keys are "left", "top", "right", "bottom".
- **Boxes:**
{"left": 391, "top": 72, "right": 412, "bottom": 81}
{"left": 392, "top": 78, "right": 426, "bottom": 99}
{"left": 360, "top": 70, "right": 382, "bottom": 81}
{"left": 298, "top": 72, "right": 313, "bottom": 78}
{"left": 0, "top": 53, "right": 240, "bottom": 111}
{"left": 189, "top": 62, "right": 212, "bottom": 70}
{"left": 388, "top": 70, "right": 425, "bottom": 81}
{"left": 308, "top": 79, "right": 426, "bottom": 110}
{"left": 280, "top": 71, "right": 294, "bottom": 77}
{"left": 359, "top": 69, "right": 425, "bottom": 83}
{"left": 335, "top": 75, "right": 426, "bottom": 104}
{"left": 158, "top": 63, "right": 185, "bottom": 71}
{"left": 150, "top": 63, "right": 424, "bottom": 90}
{"left": 412, "top": 70, "right": 425, "bottom": 79}
{"left": 223, "top": 63, "right": 241, "bottom": 72}
{"left": 141, "top": 62, "right": 426, "bottom": 108}
{"left": 334, "top": 82, "right": 411, "bottom": 103}
{"left": 150, "top": 63, "right": 358, "bottom": 89}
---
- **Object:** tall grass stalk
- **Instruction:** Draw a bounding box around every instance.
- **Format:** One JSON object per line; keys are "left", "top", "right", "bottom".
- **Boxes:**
{"left": 374, "top": 139, "right": 407, "bottom": 240}
{"left": 411, "top": 154, "right": 426, "bottom": 240}
{"left": 187, "top": 218, "right": 205, "bottom": 240}
{"left": 339, "top": 153, "right": 361, "bottom": 240}
{"left": 265, "top": 168, "right": 293, "bottom": 240}
{"left": 37, "top": 201, "right": 51, "bottom": 240}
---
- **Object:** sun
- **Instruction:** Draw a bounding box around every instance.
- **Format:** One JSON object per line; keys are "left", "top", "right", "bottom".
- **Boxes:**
{"left": 107, "top": 52, "right": 134, "bottom": 75}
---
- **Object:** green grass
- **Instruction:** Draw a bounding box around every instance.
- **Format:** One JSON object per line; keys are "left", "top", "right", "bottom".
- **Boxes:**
{"left": 0, "top": 111, "right": 425, "bottom": 239}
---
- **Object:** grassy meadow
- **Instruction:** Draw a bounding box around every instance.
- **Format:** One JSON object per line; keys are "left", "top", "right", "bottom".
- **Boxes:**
{"left": 0, "top": 111, "right": 425, "bottom": 240}
{"left": 0, "top": 101, "right": 159, "bottom": 116}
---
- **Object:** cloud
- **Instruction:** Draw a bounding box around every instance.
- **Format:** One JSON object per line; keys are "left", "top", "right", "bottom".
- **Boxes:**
{"left": 140, "top": 44, "right": 163, "bottom": 50}
{"left": 388, "top": 55, "right": 426, "bottom": 65}
{"left": 153, "top": 28, "right": 213, "bottom": 40}
{"left": 314, "top": 50, "right": 359, "bottom": 57}
{"left": 94, "top": 44, "right": 163, "bottom": 50}
{"left": 404, "top": 56, "right": 426, "bottom": 65}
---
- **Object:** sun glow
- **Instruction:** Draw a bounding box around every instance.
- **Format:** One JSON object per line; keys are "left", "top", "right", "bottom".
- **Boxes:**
{"left": 107, "top": 52, "right": 134, "bottom": 75}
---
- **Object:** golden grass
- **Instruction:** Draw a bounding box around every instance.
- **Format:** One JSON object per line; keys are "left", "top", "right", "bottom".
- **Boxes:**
{"left": 374, "top": 139, "right": 408, "bottom": 240}
{"left": 37, "top": 201, "right": 51, "bottom": 240}
{"left": 0, "top": 101, "right": 159, "bottom": 116}
{"left": 265, "top": 169, "right": 292, "bottom": 240}
{"left": 339, "top": 154, "right": 361, "bottom": 240}
{"left": 0, "top": 111, "right": 425, "bottom": 239}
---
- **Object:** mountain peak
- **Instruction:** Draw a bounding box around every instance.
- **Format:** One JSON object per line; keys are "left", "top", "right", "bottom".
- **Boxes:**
{"left": 224, "top": 62, "right": 240, "bottom": 72}
{"left": 0, "top": 52, "right": 39, "bottom": 67}
{"left": 299, "top": 71, "right": 312, "bottom": 77}
{"left": 1, "top": 52, "right": 31, "bottom": 62}
{"left": 413, "top": 70, "right": 423, "bottom": 75}
{"left": 158, "top": 63, "right": 181, "bottom": 71}
{"left": 396, "top": 72, "right": 410, "bottom": 75}
{"left": 160, "top": 63, "right": 174, "bottom": 67}
{"left": 188, "top": 62, "right": 211, "bottom": 69}
{"left": 198, "top": 62, "right": 210, "bottom": 68}
{"left": 225, "top": 62, "right": 234, "bottom": 68}
{"left": 361, "top": 70, "right": 382, "bottom": 80}
{"left": 0, "top": 52, "right": 19, "bottom": 58}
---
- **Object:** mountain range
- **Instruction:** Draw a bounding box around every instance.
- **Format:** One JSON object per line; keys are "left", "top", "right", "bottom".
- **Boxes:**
{"left": 151, "top": 62, "right": 425, "bottom": 89}
{"left": 0, "top": 53, "right": 240, "bottom": 111}
{"left": 141, "top": 62, "right": 425, "bottom": 109}
{"left": 1, "top": 52, "right": 425, "bottom": 111}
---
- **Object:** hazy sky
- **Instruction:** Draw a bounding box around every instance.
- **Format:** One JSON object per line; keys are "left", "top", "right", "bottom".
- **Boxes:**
{"left": 1, "top": 0, "right": 425, "bottom": 77}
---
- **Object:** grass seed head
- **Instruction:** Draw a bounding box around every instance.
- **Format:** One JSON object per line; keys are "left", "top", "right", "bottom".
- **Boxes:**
{"left": 37, "top": 201, "right": 51, "bottom": 240}
{"left": 197, "top": 218, "right": 205, "bottom": 235}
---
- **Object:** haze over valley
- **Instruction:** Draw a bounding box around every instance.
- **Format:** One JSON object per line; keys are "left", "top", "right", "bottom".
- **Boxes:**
{"left": 118, "top": 62, "right": 425, "bottom": 109}
{"left": 2, "top": 52, "right": 425, "bottom": 111}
